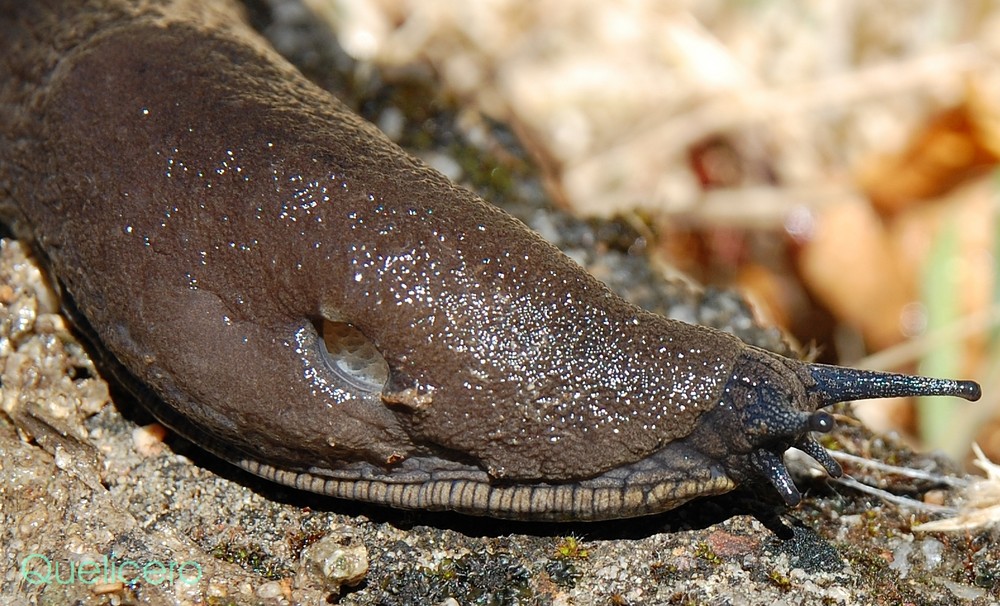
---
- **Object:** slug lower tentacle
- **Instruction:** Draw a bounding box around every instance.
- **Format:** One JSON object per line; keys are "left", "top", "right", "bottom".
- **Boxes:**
{"left": 0, "top": 0, "right": 981, "bottom": 522}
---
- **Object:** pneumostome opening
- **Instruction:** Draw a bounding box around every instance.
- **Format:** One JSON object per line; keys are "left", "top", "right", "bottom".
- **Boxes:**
{"left": 315, "top": 318, "right": 389, "bottom": 393}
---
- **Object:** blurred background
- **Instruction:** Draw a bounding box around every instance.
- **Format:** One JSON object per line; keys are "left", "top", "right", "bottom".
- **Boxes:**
{"left": 297, "top": 0, "right": 999, "bottom": 465}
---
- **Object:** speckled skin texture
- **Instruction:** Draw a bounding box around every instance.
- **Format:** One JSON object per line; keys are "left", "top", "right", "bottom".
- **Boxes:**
{"left": 0, "top": 0, "right": 980, "bottom": 520}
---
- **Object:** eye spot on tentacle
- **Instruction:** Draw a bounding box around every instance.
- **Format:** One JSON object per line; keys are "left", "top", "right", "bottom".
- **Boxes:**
{"left": 315, "top": 318, "right": 389, "bottom": 393}
{"left": 808, "top": 411, "right": 834, "bottom": 433}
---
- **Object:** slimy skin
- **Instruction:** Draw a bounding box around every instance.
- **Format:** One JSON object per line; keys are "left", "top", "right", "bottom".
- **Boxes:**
{"left": 0, "top": 0, "right": 981, "bottom": 521}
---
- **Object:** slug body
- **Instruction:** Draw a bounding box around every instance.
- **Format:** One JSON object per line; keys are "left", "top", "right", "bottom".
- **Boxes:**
{"left": 0, "top": 0, "right": 980, "bottom": 521}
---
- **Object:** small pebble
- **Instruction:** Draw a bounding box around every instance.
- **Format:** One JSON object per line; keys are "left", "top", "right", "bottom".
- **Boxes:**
{"left": 298, "top": 528, "right": 369, "bottom": 592}
{"left": 132, "top": 423, "right": 168, "bottom": 456}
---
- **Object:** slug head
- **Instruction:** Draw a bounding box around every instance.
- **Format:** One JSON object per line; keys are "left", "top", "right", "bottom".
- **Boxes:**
{"left": 705, "top": 348, "right": 980, "bottom": 507}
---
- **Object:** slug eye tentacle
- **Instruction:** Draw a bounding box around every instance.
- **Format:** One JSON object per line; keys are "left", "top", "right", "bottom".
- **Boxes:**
{"left": 807, "top": 363, "right": 982, "bottom": 404}
{"left": 743, "top": 399, "right": 820, "bottom": 441}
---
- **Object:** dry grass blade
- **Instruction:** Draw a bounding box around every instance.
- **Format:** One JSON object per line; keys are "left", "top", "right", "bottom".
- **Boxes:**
{"left": 913, "top": 444, "right": 1000, "bottom": 532}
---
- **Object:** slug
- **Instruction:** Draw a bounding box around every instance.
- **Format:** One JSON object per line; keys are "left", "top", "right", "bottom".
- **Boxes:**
{"left": 0, "top": 0, "right": 981, "bottom": 522}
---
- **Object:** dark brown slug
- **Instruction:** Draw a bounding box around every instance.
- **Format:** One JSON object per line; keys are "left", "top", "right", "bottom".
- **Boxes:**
{"left": 0, "top": 0, "right": 981, "bottom": 521}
